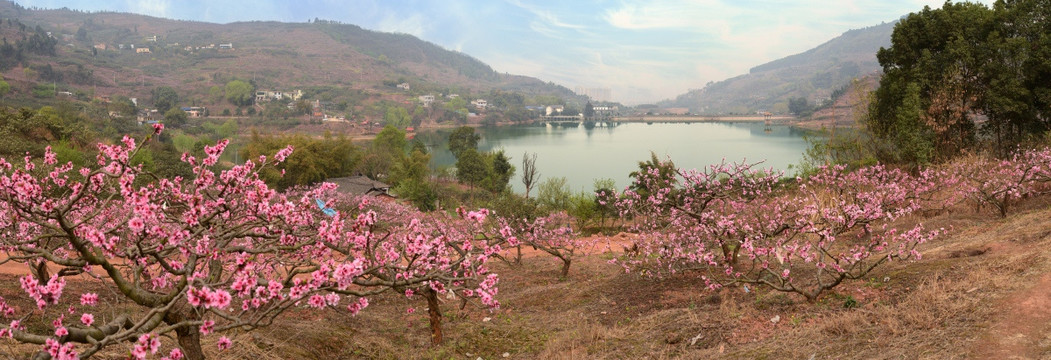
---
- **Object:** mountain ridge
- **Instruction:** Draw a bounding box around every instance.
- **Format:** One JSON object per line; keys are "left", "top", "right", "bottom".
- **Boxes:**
{"left": 0, "top": 1, "right": 585, "bottom": 112}
{"left": 659, "top": 21, "right": 895, "bottom": 115}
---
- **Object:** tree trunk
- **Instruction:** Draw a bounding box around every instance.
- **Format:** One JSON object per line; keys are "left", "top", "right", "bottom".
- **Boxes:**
{"left": 176, "top": 324, "right": 205, "bottom": 360}
{"left": 33, "top": 260, "right": 49, "bottom": 283}
{"left": 166, "top": 309, "right": 204, "bottom": 360}
{"left": 560, "top": 258, "right": 571, "bottom": 278}
{"left": 425, "top": 288, "right": 443, "bottom": 346}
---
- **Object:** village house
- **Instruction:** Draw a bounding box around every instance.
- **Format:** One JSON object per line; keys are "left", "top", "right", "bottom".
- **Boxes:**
{"left": 256, "top": 90, "right": 299, "bottom": 103}
{"left": 593, "top": 105, "right": 618, "bottom": 119}
{"left": 136, "top": 47, "right": 151, "bottom": 54}
{"left": 545, "top": 105, "right": 564, "bottom": 116}
{"left": 312, "top": 100, "right": 324, "bottom": 117}
{"left": 419, "top": 95, "right": 435, "bottom": 107}
{"left": 181, "top": 107, "right": 207, "bottom": 118}
{"left": 137, "top": 109, "right": 160, "bottom": 124}
{"left": 396, "top": 83, "right": 411, "bottom": 91}
{"left": 471, "top": 99, "right": 488, "bottom": 110}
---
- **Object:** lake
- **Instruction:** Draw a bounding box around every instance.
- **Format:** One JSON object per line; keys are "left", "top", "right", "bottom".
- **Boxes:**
{"left": 418, "top": 122, "right": 813, "bottom": 194}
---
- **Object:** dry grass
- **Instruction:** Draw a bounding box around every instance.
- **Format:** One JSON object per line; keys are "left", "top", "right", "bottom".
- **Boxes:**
{"left": 3, "top": 197, "right": 1051, "bottom": 359}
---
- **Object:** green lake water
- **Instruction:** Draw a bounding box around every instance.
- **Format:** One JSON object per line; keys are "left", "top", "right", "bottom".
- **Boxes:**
{"left": 418, "top": 122, "right": 812, "bottom": 193}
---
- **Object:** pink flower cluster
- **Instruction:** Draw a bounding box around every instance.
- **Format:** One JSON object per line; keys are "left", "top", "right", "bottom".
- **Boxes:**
{"left": 44, "top": 338, "right": 78, "bottom": 360}
{"left": 79, "top": 293, "right": 98, "bottom": 306}
{"left": 186, "top": 287, "right": 232, "bottom": 309}
{"left": 131, "top": 333, "right": 162, "bottom": 360}
{"left": 20, "top": 275, "right": 65, "bottom": 309}
{"left": 466, "top": 208, "right": 490, "bottom": 222}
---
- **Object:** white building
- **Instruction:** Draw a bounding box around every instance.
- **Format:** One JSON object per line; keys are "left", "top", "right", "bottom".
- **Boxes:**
{"left": 545, "top": 105, "right": 564, "bottom": 116}
{"left": 419, "top": 95, "right": 435, "bottom": 107}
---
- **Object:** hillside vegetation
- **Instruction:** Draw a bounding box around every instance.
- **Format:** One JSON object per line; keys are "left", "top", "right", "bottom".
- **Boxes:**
{"left": 660, "top": 22, "right": 894, "bottom": 115}
{"left": 0, "top": 1, "right": 582, "bottom": 111}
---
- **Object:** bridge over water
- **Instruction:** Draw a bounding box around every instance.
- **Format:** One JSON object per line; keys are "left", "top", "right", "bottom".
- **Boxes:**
{"left": 539, "top": 114, "right": 795, "bottom": 125}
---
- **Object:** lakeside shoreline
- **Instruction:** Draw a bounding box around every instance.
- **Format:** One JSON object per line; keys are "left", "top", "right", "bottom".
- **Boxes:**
{"left": 295, "top": 114, "right": 850, "bottom": 142}
{"left": 609, "top": 115, "right": 795, "bottom": 123}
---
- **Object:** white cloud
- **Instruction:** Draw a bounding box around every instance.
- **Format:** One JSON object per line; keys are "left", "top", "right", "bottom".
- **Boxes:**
{"left": 603, "top": 0, "right": 737, "bottom": 30}
{"left": 506, "top": 0, "right": 587, "bottom": 30}
{"left": 125, "top": 0, "right": 170, "bottom": 18}
{"left": 376, "top": 12, "right": 426, "bottom": 36}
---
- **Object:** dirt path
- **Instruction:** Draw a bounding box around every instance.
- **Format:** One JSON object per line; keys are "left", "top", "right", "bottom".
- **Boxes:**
{"left": 972, "top": 265, "right": 1051, "bottom": 359}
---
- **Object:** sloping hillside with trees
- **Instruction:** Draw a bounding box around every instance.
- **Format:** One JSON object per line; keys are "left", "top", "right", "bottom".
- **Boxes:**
{"left": 0, "top": 2, "right": 584, "bottom": 112}
{"left": 660, "top": 22, "right": 894, "bottom": 115}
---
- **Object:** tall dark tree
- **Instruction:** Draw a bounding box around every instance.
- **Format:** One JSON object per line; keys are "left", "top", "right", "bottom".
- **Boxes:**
{"left": 447, "top": 126, "right": 479, "bottom": 159}
{"left": 163, "top": 108, "right": 187, "bottom": 129}
{"left": 151, "top": 86, "right": 179, "bottom": 113}
{"left": 979, "top": 0, "right": 1051, "bottom": 155}
{"left": 391, "top": 147, "right": 437, "bottom": 211}
{"left": 455, "top": 148, "right": 487, "bottom": 190}
{"left": 482, "top": 150, "right": 514, "bottom": 193}
{"left": 225, "top": 80, "right": 255, "bottom": 107}
{"left": 869, "top": 2, "right": 992, "bottom": 164}
{"left": 360, "top": 125, "right": 407, "bottom": 181}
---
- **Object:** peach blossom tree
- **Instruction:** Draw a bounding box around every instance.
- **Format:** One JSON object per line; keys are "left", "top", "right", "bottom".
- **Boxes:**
{"left": 0, "top": 127, "right": 502, "bottom": 359}
{"left": 616, "top": 160, "right": 944, "bottom": 302}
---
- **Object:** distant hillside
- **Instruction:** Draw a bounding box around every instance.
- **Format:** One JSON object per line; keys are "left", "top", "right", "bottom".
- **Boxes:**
{"left": 0, "top": 2, "right": 583, "bottom": 111}
{"left": 659, "top": 22, "right": 894, "bottom": 115}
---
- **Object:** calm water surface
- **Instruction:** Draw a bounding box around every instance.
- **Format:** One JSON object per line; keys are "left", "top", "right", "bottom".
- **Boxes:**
{"left": 420, "top": 122, "right": 812, "bottom": 193}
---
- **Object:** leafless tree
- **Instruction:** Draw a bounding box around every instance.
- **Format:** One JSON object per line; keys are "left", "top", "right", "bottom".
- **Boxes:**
{"left": 521, "top": 152, "right": 539, "bottom": 198}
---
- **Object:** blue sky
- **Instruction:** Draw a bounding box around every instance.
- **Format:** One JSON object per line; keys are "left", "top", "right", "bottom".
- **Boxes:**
{"left": 16, "top": 0, "right": 984, "bottom": 104}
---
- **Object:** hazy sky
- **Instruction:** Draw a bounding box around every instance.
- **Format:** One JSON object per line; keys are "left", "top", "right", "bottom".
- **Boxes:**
{"left": 16, "top": 0, "right": 981, "bottom": 104}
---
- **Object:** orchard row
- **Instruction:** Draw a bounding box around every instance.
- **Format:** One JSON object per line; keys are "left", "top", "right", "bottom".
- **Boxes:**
{"left": 0, "top": 129, "right": 1047, "bottom": 359}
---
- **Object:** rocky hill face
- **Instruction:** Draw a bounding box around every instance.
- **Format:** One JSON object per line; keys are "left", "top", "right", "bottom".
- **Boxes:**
{"left": 659, "top": 21, "right": 895, "bottom": 115}
{"left": 0, "top": 1, "right": 581, "bottom": 108}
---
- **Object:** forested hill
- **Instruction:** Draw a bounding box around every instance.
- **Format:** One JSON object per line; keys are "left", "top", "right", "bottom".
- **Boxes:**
{"left": 659, "top": 21, "right": 895, "bottom": 114}
{"left": 0, "top": 1, "right": 581, "bottom": 107}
